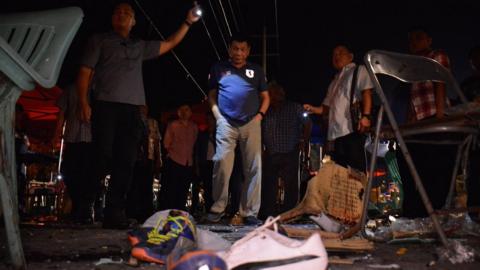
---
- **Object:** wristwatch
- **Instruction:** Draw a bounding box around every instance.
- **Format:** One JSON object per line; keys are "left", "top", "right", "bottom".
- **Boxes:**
{"left": 361, "top": 113, "right": 372, "bottom": 120}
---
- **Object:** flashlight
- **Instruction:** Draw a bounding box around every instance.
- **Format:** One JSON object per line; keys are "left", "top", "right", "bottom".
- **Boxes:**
{"left": 302, "top": 112, "right": 309, "bottom": 118}
{"left": 193, "top": 2, "right": 203, "bottom": 17}
{"left": 194, "top": 7, "right": 203, "bottom": 17}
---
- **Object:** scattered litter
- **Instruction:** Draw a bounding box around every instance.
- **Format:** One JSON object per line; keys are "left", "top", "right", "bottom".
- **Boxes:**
{"left": 367, "top": 263, "right": 401, "bottom": 269}
{"left": 395, "top": 247, "right": 407, "bottom": 256}
{"left": 347, "top": 254, "right": 373, "bottom": 262}
{"left": 445, "top": 212, "right": 480, "bottom": 237}
{"left": 125, "top": 256, "right": 139, "bottom": 267}
{"left": 366, "top": 219, "right": 377, "bottom": 229}
{"left": 367, "top": 225, "right": 393, "bottom": 241}
{"left": 390, "top": 213, "right": 480, "bottom": 239}
{"left": 94, "top": 257, "right": 124, "bottom": 266}
{"left": 426, "top": 260, "right": 436, "bottom": 267}
{"left": 197, "top": 228, "right": 231, "bottom": 251}
{"left": 310, "top": 213, "right": 344, "bottom": 233}
{"left": 391, "top": 217, "right": 433, "bottom": 239}
{"left": 436, "top": 239, "right": 475, "bottom": 264}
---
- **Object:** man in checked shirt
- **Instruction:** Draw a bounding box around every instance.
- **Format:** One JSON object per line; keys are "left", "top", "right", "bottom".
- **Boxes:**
{"left": 407, "top": 27, "right": 450, "bottom": 122}
{"left": 399, "top": 27, "right": 455, "bottom": 217}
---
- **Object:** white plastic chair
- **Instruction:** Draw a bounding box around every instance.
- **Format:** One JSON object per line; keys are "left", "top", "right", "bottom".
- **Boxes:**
{"left": 0, "top": 7, "right": 83, "bottom": 269}
{"left": 359, "top": 50, "right": 478, "bottom": 248}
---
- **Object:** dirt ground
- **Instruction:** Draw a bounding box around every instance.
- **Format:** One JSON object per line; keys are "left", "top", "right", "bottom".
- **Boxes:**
{"left": 1, "top": 221, "right": 480, "bottom": 270}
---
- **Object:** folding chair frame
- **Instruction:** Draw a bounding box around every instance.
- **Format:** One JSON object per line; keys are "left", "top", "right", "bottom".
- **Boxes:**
{"left": 358, "top": 50, "right": 478, "bottom": 248}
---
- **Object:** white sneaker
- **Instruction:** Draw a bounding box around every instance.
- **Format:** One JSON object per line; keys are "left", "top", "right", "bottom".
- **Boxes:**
{"left": 218, "top": 216, "right": 328, "bottom": 270}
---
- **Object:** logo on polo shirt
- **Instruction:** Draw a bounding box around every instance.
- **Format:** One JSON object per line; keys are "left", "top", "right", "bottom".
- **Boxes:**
{"left": 246, "top": 69, "right": 254, "bottom": 78}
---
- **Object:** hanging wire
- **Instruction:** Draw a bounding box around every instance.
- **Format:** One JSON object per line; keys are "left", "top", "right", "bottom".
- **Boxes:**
{"left": 199, "top": 16, "right": 221, "bottom": 60}
{"left": 234, "top": 0, "right": 246, "bottom": 31}
{"left": 132, "top": 0, "right": 207, "bottom": 98}
{"left": 226, "top": 0, "right": 239, "bottom": 32}
{"left": 207, "top": 0, "right": 229, "bottom": 52}
{"left": 217, "top": 0, "right": 233, "bottom": 37}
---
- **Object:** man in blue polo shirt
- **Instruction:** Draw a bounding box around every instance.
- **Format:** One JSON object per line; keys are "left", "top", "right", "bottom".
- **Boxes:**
{"left": 206, "top": 33, "right": 270, "bottom": 225}
{"left": 77, "top": 3, "right": 199, "bottom": 229}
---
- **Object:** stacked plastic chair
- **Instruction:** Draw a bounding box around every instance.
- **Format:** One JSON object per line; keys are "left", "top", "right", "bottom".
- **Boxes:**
{"left": 0, "top": 7, "right": 83, "bottom": 269}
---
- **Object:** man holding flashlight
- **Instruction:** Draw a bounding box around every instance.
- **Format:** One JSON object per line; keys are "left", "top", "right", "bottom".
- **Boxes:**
{"left": 258, "top": 82, "right": 311, "bottom": 219}
{"left": 77, "top": 2, "right": 200, "bottom": 229}
{"left": 304, "top": 44, "right": 373, "bottom": 172}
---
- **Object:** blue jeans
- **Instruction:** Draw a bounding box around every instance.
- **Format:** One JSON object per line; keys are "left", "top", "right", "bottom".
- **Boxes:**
{"left": 210, "top": 115, "right": 262, "bottom": 217}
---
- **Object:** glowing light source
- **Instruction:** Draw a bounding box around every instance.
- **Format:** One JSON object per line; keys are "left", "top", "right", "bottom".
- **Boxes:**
{"left": 193, "top": 6, "right": 203, "bottom": 17}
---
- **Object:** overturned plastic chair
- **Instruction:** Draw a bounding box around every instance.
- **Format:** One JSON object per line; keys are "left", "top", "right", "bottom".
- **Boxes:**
{"left": 355, "top": 50, "right": 479, "bottom": 248}
{"left": 0, "top": 7, "right": 83, "bottom": 269}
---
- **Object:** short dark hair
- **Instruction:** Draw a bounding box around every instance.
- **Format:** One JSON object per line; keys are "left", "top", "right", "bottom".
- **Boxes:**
{"left": 334, "top": 44, "right": 353, "bottom": 54}
{"left": 177, "top": 103, "right": 191, "bottom": 110}
{"left": 114, "top": 2, "right": 136, "bottom": 16}
{"left": 229, "top": 32, "right": 250, "bottom": 46}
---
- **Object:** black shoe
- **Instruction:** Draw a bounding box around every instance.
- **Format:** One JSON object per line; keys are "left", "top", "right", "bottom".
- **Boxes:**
{"left": 244, "top": 215, "right": 262, "bottom": 226}
{"left": 203, "top": 211, "right": 225, "bottom": 223}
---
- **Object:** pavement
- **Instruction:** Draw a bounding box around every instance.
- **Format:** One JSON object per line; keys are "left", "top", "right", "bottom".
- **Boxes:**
{"left": 1, "top": 220, "right": 480, "bottom": 270}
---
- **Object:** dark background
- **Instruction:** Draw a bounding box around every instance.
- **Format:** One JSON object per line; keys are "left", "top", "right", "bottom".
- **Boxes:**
{"left": 3, "top": 0, "right": 480, "bottom": 118}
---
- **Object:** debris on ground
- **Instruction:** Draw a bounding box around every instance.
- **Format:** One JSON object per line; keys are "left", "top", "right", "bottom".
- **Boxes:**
{"left": 94, "top": 257, "right": 123, "bottom": 266}
{"left": 436, "top": 239, "right": 476, "bottom": 264}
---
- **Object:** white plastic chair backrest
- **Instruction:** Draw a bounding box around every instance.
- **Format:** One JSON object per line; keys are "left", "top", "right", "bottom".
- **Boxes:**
{"left": 0, "top": 7, "right": 83, "bottom": 90}
{"left": 364, "top": 50, "right": 468, "bottom": 104}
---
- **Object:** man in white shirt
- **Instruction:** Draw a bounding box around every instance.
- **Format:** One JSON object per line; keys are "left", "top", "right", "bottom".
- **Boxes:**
{"left": 304, "top": 45, "right": 373, "bottom": 171}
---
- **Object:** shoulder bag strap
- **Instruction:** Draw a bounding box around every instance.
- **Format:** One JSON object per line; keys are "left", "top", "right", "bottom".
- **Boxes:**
{"left": 349, "top": 65, "right": 359, "bottom": 126}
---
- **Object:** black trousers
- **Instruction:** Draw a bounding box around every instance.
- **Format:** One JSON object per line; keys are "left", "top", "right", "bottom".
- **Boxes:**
{"left": 193, "top": 160, "right": 214, "bottom": 213}
{"left": 332, "top": 132, "right": 367, "bottom": 172}
{"left": 126, "top": 159, "right": 154, "bottom": 222}
{"left": 92, "top": 101, "right": 142, "bottom": 220}
{"left": 259, "top": 150, "right": 300, "bottom": 219}
{"left": 398, "top": 143, "right": 455, "bottom": 217}
{"left": 159, "top": 158, "right": 193, "bottom": 211}
{"left": 61, "top": 142, "right": 94, "bottom": 217}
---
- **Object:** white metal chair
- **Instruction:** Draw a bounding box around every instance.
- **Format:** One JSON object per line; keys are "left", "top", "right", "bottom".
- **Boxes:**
{"left": 0, "top": 7, "right": 83, "bottom": 269}
{"left": 359, "top": 50, "right": 479, "bottom": 248}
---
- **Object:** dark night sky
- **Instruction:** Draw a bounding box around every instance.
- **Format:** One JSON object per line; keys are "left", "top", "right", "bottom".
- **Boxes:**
{"left": 3, "top": 0, "right": 480, "bottom": 118}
